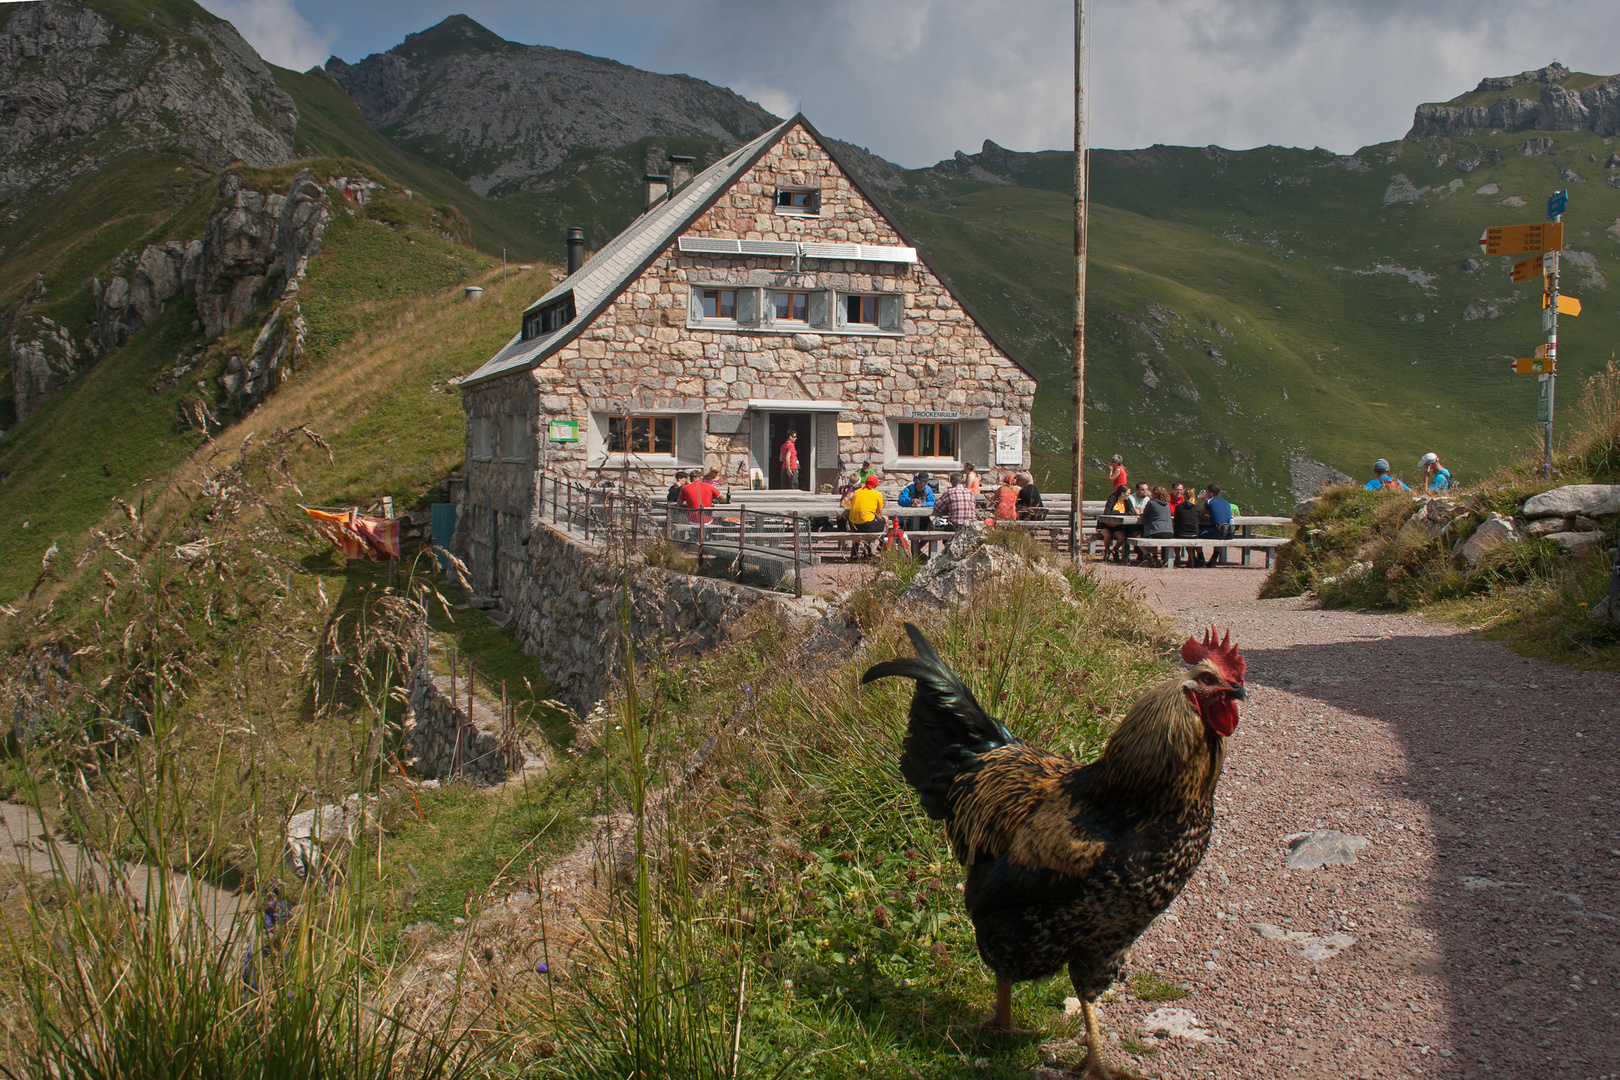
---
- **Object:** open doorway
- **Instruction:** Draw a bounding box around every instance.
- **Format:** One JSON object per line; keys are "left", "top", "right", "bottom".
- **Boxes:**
{"left": 767, "top": 412, "right": 812, "bottom": 490}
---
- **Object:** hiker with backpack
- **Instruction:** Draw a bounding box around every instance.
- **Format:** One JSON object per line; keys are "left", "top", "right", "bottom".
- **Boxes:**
{"left": 1419, "top": 452, "right": 1452, "bottom": 493}
{"left": 1364, "top": 459, "right": 1411, "bottom": 492}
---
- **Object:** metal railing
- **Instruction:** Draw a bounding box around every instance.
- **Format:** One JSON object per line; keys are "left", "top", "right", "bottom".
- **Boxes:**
{"left": 533, "top": 471, "right": 810, "bottom": 597}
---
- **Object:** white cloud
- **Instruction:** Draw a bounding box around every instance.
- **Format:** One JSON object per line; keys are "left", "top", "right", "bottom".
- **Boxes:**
{"left": 200, "top": 0, "right": 337, "bottom": 72}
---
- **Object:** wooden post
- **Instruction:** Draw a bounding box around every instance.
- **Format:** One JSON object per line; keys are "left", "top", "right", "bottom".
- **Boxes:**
{"left": 792, "top": 511, "right": 802, "bottom": 598}
{"left": 664, "top": 502, "right": 671, "bottom": 541}
{"left": 738, "top": 504, "right": 747, "bottom": 578}
{"left": 566, "top": 483, "right": 573, "bottom": 533}
{"left": 697, "top": 514, "right": 705, "bottom": 569}
{"left": 1069, "top": 0, "right": 1089, "bottom": 563}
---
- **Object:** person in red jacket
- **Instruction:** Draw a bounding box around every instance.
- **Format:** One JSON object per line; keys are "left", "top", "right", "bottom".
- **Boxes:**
{"left": 679, "top": 473, "right": 723, "bottom": 523}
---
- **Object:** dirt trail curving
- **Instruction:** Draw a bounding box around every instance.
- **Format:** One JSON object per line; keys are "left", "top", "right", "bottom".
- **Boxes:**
{"left": 1074, "top": 562, "right": 1620, "bottom": 1080}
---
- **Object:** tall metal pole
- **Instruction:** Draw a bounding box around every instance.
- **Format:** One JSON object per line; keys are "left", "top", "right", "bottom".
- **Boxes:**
{"left": 1543, "top": 224, "right": 1559, "bottom": 475}
{"left": 1068, "top": 0, "right": 1089, "bottom": 561}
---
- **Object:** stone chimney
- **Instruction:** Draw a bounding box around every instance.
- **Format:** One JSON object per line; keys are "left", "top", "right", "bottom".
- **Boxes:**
{"left": 565, "top": 227, "right": 585, "bottom": 275}
{"left": 668, "top": 155, "right": 695, "bottom": 192}
{"left": 644, "top": 174, "right": 670, "bottom": 211}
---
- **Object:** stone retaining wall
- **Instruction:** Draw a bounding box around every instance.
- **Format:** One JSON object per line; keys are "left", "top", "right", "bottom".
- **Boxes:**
{"left": 508, "top": 518, "right": 792, "bottom": 710}
{"left": 403, "top": 662, "right": 522, "bottom": 786}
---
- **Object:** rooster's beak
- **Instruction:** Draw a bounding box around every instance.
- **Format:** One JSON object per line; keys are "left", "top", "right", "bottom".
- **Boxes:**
{"left": 1225, "top": 686, "right": 1247, "bottom": 701}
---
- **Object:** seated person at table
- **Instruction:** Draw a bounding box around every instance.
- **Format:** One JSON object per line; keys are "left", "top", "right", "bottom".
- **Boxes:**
{"left": 994, "top": 474, "right": 1021, "bottom": 521}
{"left": 1138, "top": 486, "right": 1174, "bottom": 565}
{"left": 846, "top": 475, "right": 888, "bottom": 557}
{"left": 667, "top": 471, "right": 688, "bottom": 503}
{"left": 938, "top": 472, "right": 979, "bottom": 530}
{"left": 1125, "top": 481, "right": 1152, "bottom": 563}
{"left": 897, "top": 472, "right": 936, "bottom": 529}
{"left": 1016, "top": 472, "right": 1045, "bottom": 519}
{"left": 1168, "top": 481, "right": 1187, "bottom": 510}
{"left": 1172, "top": 488, "right": 1203, "bottom": 567}
{"left": 1097, "top": 484, "right": 1133, "bottom": 563}
{"left": 1198, "top": 483, "right": 1235, "bottom": 565}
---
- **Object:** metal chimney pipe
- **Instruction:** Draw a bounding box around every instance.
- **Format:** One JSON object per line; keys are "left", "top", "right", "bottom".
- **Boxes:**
{"left": 644, "top": 174, "right": 670, "bottom": 211}
{"left": 565, "top": 227, "right": 585, "bottom": 275}
{"left": 668, "top": 155, "right": 695, "bottom": 192}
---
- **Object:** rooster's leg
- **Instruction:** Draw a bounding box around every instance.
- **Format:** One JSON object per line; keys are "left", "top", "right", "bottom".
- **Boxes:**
{"left": 1076, "top": 1000, "right": 1147, "bottom": 1080}
{"left": 976, "top": 978, "right": 1014, "bottom": 1030}
{"left": 974, "top": 977, "right": 1035, "bottom": 1033}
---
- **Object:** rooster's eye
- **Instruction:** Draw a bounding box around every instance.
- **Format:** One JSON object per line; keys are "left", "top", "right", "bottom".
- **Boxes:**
{"left": 1198, "top": 673, "right": 1217, "bottom": 685}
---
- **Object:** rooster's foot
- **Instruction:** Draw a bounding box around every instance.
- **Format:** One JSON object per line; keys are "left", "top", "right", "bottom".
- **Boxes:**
{"left": 975, "top": 977, "right": 1036, "bottom": 1034}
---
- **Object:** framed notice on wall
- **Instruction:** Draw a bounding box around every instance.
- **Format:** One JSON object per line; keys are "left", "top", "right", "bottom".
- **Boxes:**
{"left": 993, "top": 424, "right": 1023, "bottom": 466}
{"left": 815, "top": 415, "right": 839, "bottom": 464}
{"left": 547, "top": 420, "right": 579, "bottom": 443}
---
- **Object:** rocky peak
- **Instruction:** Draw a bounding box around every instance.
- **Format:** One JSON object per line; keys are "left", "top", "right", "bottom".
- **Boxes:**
{"left": 324, "top": 16, "right": 777, "bottom": 198}
{"left": 0, "top": 0, "right": 297, "bottom": 206}
{"left": 1407, "top": 63, "right": 1620, "bottom": 140}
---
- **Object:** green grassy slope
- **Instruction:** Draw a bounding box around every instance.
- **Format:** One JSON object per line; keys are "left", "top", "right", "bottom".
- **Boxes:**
{"left": 271, "top": 64, "right": 552, "bottom": 262}
{"left": 883, "top": 130, "right": 1620, "bottom": 505}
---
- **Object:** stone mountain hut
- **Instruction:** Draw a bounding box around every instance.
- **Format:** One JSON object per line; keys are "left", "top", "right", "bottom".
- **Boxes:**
{"left": 458, "top": 115, "right": 1037, "bottom": 585}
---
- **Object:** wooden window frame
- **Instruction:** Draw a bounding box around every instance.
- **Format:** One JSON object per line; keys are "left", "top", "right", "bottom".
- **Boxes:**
{"left": 772, "top": 291, "right": 809, "bottom": 323}
{"left": 896, "top": 421, "right": 958, "bottom": 460}
{"left": 701, "top": 288, "right": 737, "bottom": 320}
{"left": 846, "top": 294, "right": 878, "bottom": 325}
{"left": 607, "top": 414, "right": 675, "bottom": 456}
{"left": 522, "top": 294, "right": 576, "bottom": 340}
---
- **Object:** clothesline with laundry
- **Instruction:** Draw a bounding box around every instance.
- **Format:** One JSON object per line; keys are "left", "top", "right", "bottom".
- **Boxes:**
{"left": 300, "top": 506, "right": 400, "bottom": 562}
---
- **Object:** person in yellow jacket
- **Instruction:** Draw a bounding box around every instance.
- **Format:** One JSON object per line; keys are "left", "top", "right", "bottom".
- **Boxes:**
{"left": 846, "top": 475, "right": 887, "bottom": 558}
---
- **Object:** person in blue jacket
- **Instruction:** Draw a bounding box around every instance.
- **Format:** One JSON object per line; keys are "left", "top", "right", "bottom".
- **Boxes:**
{"left": 1418, "top": 452, "right": 1452, "bottom": 493}
{"left": 1198, "top": 483, "right": 1235, "bottom": 565}
{"left": 897, "top": 472, "right": 936, "bottom": 529}
{"left": 1364, "top": 459, "right": 1411, "bottom": 492}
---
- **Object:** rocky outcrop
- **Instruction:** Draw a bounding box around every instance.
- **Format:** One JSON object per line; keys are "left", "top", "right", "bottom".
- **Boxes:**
{"left": 0, "top": 0, "right": 296, "bottom": 205}
{"left": 1407, "top": 64, "right": 1620, "bottom": 140}
{"left": 1457, "top": 512, "right": 1521, "bottom": 568}
{"left": 1521, "top": 484, "right": 1620, "bottom": 519}
{"left": 324, "top": 15, "right": 776, "bottom": 198}
{"left": 901, "top": 525, "right": 1070, "bottom": 608}
{"left": 9, "top": 314, "right": 82, "bottom": 421}
{"left": 85, "top": 169, "right": 330, "bottom": 412}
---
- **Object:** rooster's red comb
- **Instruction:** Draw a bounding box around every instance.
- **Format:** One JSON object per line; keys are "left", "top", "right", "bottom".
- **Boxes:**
{"left": 1182, "top": 626, "right": 1246, "bottom": 684}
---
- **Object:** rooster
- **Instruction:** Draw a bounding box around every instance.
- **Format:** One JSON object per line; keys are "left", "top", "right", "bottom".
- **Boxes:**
{"left": 863, "top": 623, "right": 1245, "bottom": 1079}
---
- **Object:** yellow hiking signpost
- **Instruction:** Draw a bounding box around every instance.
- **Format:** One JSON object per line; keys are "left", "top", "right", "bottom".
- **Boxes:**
{"left": 1477, "top": 221, "right": 1563, "bottom": 257}
{"left": 1479, "top": 191, "right": 1572, "bottom": 472}
{"left": 1510, "top": 254, "right": 1548, "bottom": 284}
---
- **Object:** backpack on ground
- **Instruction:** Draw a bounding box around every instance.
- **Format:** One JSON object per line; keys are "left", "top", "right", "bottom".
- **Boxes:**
{"left": 878, "top": 518, "right": 912, "bottom": 555}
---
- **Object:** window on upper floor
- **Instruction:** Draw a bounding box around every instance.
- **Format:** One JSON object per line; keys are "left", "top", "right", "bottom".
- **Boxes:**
{"left": 702, "top": 289, "right": 737, "bottom": 320}
{"left": 772, "top": 291, "right": 809, "bottom": 323}
{"left": 835, "top": 291, "right": 901, "bottom": 332}
{"left": 775, "top": 188, "right": 820, "bottom": 216}
{"left": 608, "top": 415, "right": 675, "bottom": 456}
{"left": 522, "top": 293, "right": 576, "bottom": 341}
{"left": 471, "top": 416, "right": 495, "bottom": 461}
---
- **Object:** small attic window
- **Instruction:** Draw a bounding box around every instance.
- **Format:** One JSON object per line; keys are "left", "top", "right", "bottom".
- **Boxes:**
{"left": 522, "top": 293, "right": 576, "bottom": 341}
{"left": 775, "top": 188, "right": 820, "bottom": 216}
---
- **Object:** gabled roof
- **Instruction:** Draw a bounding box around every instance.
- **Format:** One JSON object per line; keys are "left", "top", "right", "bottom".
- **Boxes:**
{"left": 460, "top": 114, "right": 1038, "bottom": 387}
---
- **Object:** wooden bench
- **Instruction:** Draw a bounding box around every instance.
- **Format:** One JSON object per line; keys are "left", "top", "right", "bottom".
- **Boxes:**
{"left": 1128, "top": 536, "right": 1291, "bottom": 569}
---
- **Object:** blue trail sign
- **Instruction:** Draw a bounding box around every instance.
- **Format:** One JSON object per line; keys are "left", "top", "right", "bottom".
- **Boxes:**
{"left": 1548, "top": 188, "right": 1568, "bottom": 220}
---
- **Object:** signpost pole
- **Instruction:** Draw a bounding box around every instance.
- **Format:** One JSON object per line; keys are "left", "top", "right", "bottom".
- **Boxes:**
{"left": 1542, "top": 188, "right": 1567, "bottom": 475}
{"left": 1069, "top": 0, "right": 1088, "bottom": 563}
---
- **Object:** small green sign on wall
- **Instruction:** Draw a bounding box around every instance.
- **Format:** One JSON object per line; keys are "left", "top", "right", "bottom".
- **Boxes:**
{"left": 548, "top": 419, "right": 580, "bottom": 443}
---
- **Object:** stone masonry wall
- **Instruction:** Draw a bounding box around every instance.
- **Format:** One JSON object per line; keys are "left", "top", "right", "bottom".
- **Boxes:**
{"left": 404, "top": 663, "right": 519, "bottom": 786}
{"left": 463, "top": 124, "right": 1036, "bottom": 499}
{"left": 510, "top": 516, "right": 781, "bottom": 711}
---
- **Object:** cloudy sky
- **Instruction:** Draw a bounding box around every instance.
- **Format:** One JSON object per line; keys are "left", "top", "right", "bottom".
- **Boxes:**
{"left": 200, "top": 0, "right": 1620, "bottom": 166}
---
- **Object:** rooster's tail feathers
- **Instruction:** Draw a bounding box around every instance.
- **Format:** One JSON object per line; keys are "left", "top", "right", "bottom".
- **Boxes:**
{"left": 863, "top": 623, "right": 1018, "bottom": 819}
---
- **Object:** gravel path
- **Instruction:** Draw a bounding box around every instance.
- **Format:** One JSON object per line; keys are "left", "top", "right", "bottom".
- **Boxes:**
{"left": 1069, "top": 562, "right": 1620, "bottom": 1079}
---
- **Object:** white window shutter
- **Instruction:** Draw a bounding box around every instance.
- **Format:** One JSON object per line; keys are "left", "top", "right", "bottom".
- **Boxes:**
{"left": 737, "top": 288, "right": 759, "bottom": 327}
{"left": 690, "top": 285, "right": 706, "bottom": 322}
{"left": 834, "top": 293, "right": 847, "bottom": 327}
{"left": 808, "top": 290, "right": 828, "bottom": 327}
{"left": 878, "top": 294, "right": 901, "bottom": 330}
